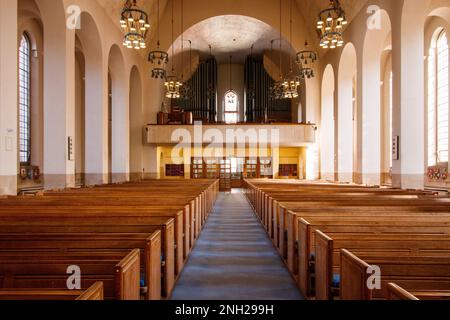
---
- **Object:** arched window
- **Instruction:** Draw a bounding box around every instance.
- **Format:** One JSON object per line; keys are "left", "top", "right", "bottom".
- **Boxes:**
{"left": 389, "top": 71, "right": 393, "bottom": 168}
{"left": 428, "top": 30, "right": 449, "bottom": 166}
{"left": 224, "top": 91, "right": 238, "bottom": 124}
{"left": 19, "top": 34, "right": 31, "bottom": 165}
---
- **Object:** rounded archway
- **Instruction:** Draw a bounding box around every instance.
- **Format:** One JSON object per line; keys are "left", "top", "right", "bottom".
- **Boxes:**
{"left": 75, "top": 11, "right": 104, "bottom": 186}
{"left": 362, "top": 9, "right": 391, "bottom": 185}
{"left": 129, "top": 66, "right": 143, "bottom": 181}
{"left": 338, "top": 43, "right": 357, "bottom": 183}
{"left": 108, "top": 44, "right": 128, "bottom": 183}
{"left": 320, "top": 64, "right": 335, "bottom": 181}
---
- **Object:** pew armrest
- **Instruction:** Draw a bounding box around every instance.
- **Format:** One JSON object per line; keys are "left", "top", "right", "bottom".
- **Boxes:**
{"left": 340, "top": 249, "right": 372, "bottom": 300}
{"left": 115, "top": 249, "right": 141, "bottom": 300}
{"left": 387, "top": 283, "right": 419, "bottom": 301}
{"left": 76, "top": 282, "right": 104, "bottom": 300}
{"left": 145, "top": 231, "right": 162, "bottom": 300}
{"left": 315, "top": 230, "right": 334, "bottom": 300}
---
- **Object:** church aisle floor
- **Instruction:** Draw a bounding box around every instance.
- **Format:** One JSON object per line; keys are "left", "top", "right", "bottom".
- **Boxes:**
{"left": 170, "top": 190, "right": 304, "bottom": 300}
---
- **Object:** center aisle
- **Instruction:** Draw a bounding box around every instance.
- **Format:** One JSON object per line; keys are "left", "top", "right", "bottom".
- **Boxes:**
{"left": 171, "top": 190, "right": 303, "bottom": 300}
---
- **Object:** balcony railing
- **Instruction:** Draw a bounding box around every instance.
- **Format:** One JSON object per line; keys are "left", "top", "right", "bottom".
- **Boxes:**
{"left": 144, "top": 123, "right": 316, "bottom": 147}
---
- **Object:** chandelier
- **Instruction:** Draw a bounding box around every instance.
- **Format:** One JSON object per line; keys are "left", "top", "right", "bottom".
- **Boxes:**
{"left": 120, "top": 0, "right": 150, "bottom": 50}
{"left": 179, "top": 40, "right": 192, "bottom": 100}
{"left": 165, "top": 0, "right": 182, "bottom": 99}
{"left": 148, "top": 0, "right": 168, "bottom": 79}
{"left": 296, "top": 41, "right": 318, "bottom": 79}
{"left": 282, "top": 76, "right": 301, "bottom": 99}
{"left": 269, "top": 81, "right": 283, "bottom": 100}
{"left": 281, "top": 0, "right": 300, "bottom": 99}
{"left": 165, "top": 75, "right": 182, "bottom": 99}
{"left": 317, "top": 0, "right": 347, "bottom": 49}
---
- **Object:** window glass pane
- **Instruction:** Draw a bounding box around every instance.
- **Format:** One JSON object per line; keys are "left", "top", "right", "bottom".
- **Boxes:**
{"left": 224, "top": 91, "right": 238, "bottom": 124}
{"left": 225, "top": 113, "right": 238, "bottom": 124}
{"left": 428, "top": 46, "right": 437, "bottom": 166}
{"left": 19, "top": 34, "right": 31, "bottom": 164}
{"left": 437, "top": 32, "right": 449, "bottom": 163}
{"left": 225, "top": 92, "right": 238, "bottom": 112}
{"left": 389, "top": 71, "right": 393, "bottom": 168}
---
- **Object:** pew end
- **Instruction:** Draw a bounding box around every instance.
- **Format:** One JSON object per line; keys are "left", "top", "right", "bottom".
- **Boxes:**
{"left": 387, "top": 283, "right": 419, "bottom": 300}
{"left": 144, "top": 231, "right": 162, "bottom": 300}
{"left": 115, "top": 249, "right": 141, "bottom": 300}
{"left": 340, "top": 249, "right": 372, "bottom": 300}
{"left": 76, "top": 282, "right": 105, "bottom": 300}
{"left": 315, "top": 230, "right": 334, "bottom": 300}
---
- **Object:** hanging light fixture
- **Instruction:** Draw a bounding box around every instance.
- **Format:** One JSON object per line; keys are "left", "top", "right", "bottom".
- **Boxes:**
{"left": 269, "top": 40, "right": 283, "bottom": 101}
{"left": 179, "top": 40, "right": 192, "bottom": 100}
{"left": 296, "top": 40, "right": 318, "bottom": 79}
{"left": 120, "top": 0, "right": 150, "bottom": 50}
{"left": 282, "top": 0, "right": 300, "bottom": 99}
{"left": 317, "top": 0, "right": 347, "bottom": 49}
{"left": 273, "top": 0, "right": 285, "bottom": 101}
{"left": 165, "top": 0, "right": 182, "bottom": 99}
{"left": 178, "top": 0, "right": 190, "bottom": 100}
{"left": 207, "top": 45, "right": 216, "bottom": 100}
{"left": 148, "top": 0, "right": 168, "bottom": 79}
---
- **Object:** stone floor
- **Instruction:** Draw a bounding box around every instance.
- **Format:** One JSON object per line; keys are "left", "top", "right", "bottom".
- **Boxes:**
{"left": 170, "top": 190, "right": 303, "bottom": 300}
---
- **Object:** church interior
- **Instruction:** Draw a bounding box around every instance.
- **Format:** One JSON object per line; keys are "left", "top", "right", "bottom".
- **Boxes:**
{"left": 0, "top": 0, "right": 450, "bottom": 302}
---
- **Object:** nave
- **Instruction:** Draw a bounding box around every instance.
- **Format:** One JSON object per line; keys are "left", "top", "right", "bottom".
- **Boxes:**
{"left": 171, "top": 191, "right": 303, "bottom": 300}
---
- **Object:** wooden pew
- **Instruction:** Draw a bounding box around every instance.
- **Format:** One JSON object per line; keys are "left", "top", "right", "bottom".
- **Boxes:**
{"left": 388, "top": 283, "right": 450, "bottom": 300}
{"left": 316, "top": 232, "right": 450, "bottom": 300}
{"left": 0, "top": 250, "right": 140, "bottom": 300}
{"left": 294, "top": 213, "right": 450, "bottom": 297}
{"left": 340, "top": 249, "right": 450, "bottom": 300}
{"left": 0, "top": 282, "right": 104, "bottom": 301}
{"left": 0, "top": 204, "right": 185, "bottom": 278}
{"left": 0, "top": 179, "right": 219, "bottom": 300}
{"left": 244, "top": 179, "right": 450, "bottom": 301}
{"left": 0, "top": 226, "right": 165, "bottom": 300}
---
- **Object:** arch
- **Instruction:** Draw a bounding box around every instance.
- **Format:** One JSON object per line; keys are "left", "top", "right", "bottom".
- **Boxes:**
{"left": 320, "top": 64, "right": 335, "bottom": 181}
{"left": 18, "top": 33, "right": 32, "bottom": 165}
{"left": 337, "top": 43, "right": 357, "bottom": 183}
{"left": 108, "top": 44, "right": 129, "bottom": 183}
{"left": 75, "top": 11, "right": 105, "bottom": 186}
{"left": 75, "top": 42, "right": 86, "bottom": 186}
{"left": 17, "top": 0, "right": 45, "bottom": 190}
{"left": 158, "top": 2, "right": 310, "bottom": 54}
{"left": 129, "top": 65, "right": 143, "bottom": 181}
{"left": 361, "top": 9, "right": 392, "bottom": 185}
{"left": 224, "top": 90, "right": 239, "bottom": 124}
{"left": 427, "top": 28, "right": 449, "bottom": 166}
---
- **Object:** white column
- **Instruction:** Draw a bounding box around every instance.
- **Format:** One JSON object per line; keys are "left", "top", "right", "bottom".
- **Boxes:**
{"left": 399, "top": 26, "right": 425, "bottom": 189}
{"left": 361, "top": 55, "right": 381, "bottom": 186}
{"left": 0, "top": 0, "right": 18, "bottom": 195}
{"left": 392, "top": 2, "right": 426, "bottom": 190}
{"left": 40, "top": 0, "right": 76, "bottom": 190}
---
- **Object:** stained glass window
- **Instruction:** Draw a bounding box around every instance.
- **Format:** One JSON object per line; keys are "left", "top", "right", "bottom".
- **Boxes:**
{"left": 224, "top": 91, "right": 238, "bottom": 124}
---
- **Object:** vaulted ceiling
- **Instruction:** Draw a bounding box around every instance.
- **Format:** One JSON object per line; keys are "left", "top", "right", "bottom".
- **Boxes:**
{"left": 97, "top": 0, "right": 367, "bottom": 58}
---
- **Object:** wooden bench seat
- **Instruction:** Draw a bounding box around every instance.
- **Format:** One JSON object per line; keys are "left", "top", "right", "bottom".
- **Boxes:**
{"left": 315, "top": 231, "right": 450, "bottom": 300}
{"left": 0, "top": 250, "right": 140, "bottom": 300}
{"left": 0, "top": 226, "right": 165, "bottom": 299}
{"left": 243, "top": 179, "right": 450, "bottom": 301}
{"left": 0, "top": 205, "right": 186, "bottom": 276}
{"left": 341, "top": 250, "right": 450, "bottom": 300}
{"left": 0, "top": 180, "right": 219, "bottom": 301}
{"left": 276, "top": 201, "right": 450, "bottom": 260}
{"left": 0, "top": 282, "right": 104, "bottom": 301}
{"left": 388, "top": 283, "right": 450, "bottom": 300}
